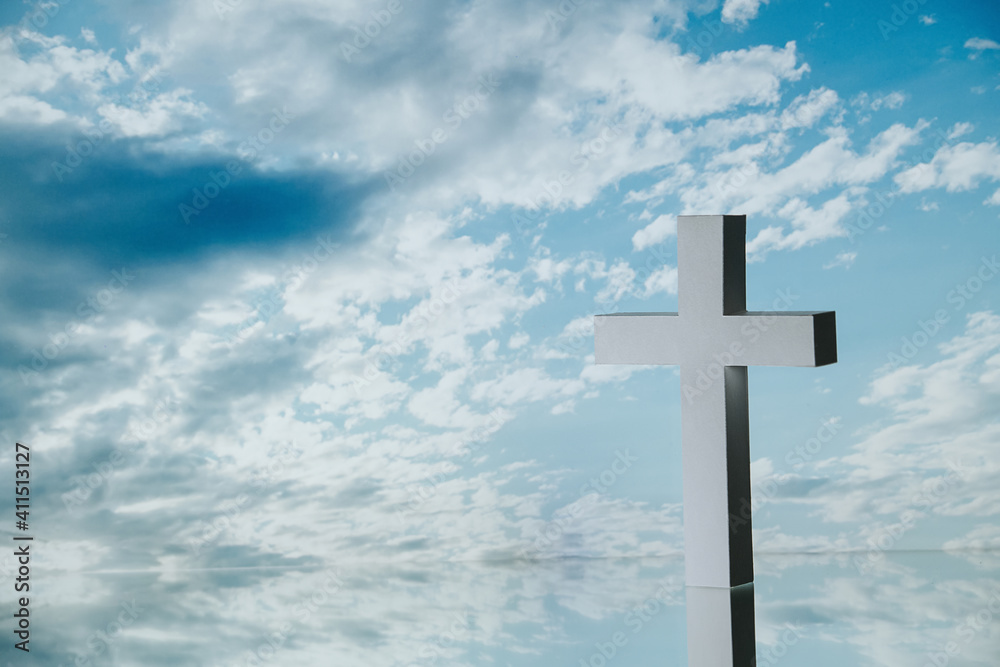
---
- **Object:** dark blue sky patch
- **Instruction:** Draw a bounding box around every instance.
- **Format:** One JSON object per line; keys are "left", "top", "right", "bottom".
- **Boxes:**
{"left": 0, "top": 128, "right": 377, "bottom": 268}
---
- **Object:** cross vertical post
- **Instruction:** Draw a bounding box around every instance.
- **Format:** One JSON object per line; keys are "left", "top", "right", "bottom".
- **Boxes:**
{"left": 594, "top": 214, "right": 837, "bottom": 588}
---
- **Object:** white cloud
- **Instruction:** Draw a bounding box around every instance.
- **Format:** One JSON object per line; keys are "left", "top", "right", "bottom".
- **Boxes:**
{"left": 572, "top": 257, "right": 639, "bottom": 305}
{"left": 779, "top": 87, "right": 840, "bottom": 129}
{"left": 408, "top": 368, "right": 483, "bottom": 428}
{"left": 918, "top": 15, "right": 937, "bottom": 25}
{"left": 894, "top": 141, "right": 1000, "bottom": 194}
{"left": 84, "top": 2, "right": 810, "bottom": 214}
{"left": 632, "top": 214, "right": 677, "bottom": 251}
{"left": 964, "top": 37, "right": 1000, "bottom": 52}
{"left": 97, "top": 88, "right": 208, "bottom": 137}
{"left": 0, "top": 93, "right": 69, "bottom": 125}
{"left": 551, "top": 399, "right": 576, "bottom": 415}
{"left": 624, "top": 164, "right": 696, "bottom": 203}
{"left": 947, "top": 121, "right": 974, "bottom": 140}
{"left": 745, "top": 191, "right": 855, "bottom": 259}
{"left": 594, "top": 260, "right": 636, "bottom": 304}
{"left": 481, "top": 338, "right": 499, "bottom": 360}
{"left": 559, "top": 315, "right": 594, "bottom": 342}
{"left": 642, "top": 265, "right": 679, "bottom": 296}
{"left": 849, "top": 91, "right": 906, "bottom": 124}
{"left": 721, "top": 0, "right": 770, "bottom": 26}
{"left": 646, "top": 116, "right": 927, "bottom": 260}
{"left": 470, "top": 367, "right": 584, "bottom": 408}
{"left": 680, "top": 122, "right": 928, "bottom": 230}
{"left": 527, "top": 253, "right": 573, "bottom": 285}
{"left": 943, "top": 524, "right": 1000, "bottom": 551}
{"left": 823, "top": 250, "right": 857, "bottom": 269}
{"left": 0, "top": 30, "right": 126, "bottom": 125}
{"left": 869, "top": 91, "right": 905, "bottom": 111}
{"left": 508, "top": 332, "right": 530, "bottom": 349}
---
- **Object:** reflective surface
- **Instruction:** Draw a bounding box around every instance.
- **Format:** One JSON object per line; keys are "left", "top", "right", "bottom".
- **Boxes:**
{"left": 25, "top": 550, "right": 1000, "bottom": 666}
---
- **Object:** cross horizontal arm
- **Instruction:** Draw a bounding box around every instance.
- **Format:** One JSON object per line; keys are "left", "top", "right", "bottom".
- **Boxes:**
{"left": 726, "top": 310, "right": 837, "bottom": 367}
{"left": 594, "top": 313, "right": 683, "bottom": 365}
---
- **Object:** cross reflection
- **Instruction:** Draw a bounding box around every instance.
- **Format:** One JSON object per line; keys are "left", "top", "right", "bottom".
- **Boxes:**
{"left": 686, "top": 583, "right": 756, "bottom": 666}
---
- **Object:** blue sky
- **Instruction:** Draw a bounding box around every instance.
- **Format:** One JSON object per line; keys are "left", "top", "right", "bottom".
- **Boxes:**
{"left": 1, "top": 0, "right": 999, "bottom": 664}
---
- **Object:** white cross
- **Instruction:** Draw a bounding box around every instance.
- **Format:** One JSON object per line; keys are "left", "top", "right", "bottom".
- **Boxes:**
{"left": 594, "top": 214, "right": 837, "bottom": 588}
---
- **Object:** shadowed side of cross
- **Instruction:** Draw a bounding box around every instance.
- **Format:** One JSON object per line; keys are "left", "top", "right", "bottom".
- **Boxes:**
{"left": 594, "top": 215, "right": 837, "bottom": 589}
